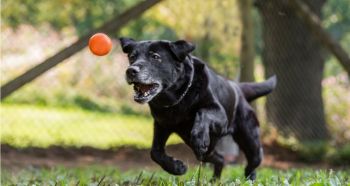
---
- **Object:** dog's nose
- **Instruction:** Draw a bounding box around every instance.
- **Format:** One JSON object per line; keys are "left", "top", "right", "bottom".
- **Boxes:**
{"left": 126, "top": 66, "right": 140, "bottom": 77}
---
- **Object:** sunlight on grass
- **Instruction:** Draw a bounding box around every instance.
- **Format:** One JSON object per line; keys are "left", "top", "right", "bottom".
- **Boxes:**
{"left": 1, "top": 104, "right": 182, "bottom": 149}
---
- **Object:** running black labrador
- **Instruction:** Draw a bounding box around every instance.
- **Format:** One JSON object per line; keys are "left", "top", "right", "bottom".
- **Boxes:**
{"left": 119, "top": 37, "right": 277, "bottom": 180}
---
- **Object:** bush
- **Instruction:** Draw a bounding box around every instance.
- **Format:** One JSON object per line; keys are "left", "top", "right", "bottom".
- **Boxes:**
{"left": 297, "top": 141, "right": 329, "bottom": 162}
{"left": 3, "top": 85, "right": 149, "bottom": 116}
{"left": 275, "top": 135, "right": 330, "bottom": 162}
{"left": 73, "top": 95, "right": 109, "bottom": 112}
{"left": 331, "top": 144, "right": 350, "bottom": 165}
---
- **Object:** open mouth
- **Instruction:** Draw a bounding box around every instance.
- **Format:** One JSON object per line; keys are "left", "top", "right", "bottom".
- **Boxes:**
{"left": 132, "top": 82, "right": 160, "bottom": 103}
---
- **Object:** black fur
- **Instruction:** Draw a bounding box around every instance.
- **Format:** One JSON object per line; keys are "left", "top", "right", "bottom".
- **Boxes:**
{"left": 119, "top": 37, "right": 277, "bottom": 180}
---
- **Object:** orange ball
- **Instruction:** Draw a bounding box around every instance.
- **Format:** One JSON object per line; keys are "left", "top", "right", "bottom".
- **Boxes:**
{"left": 88, "top": 33, "right": 112, "bottom": 56}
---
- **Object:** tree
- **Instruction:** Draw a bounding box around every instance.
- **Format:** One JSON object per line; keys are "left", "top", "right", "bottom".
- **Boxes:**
{"left": 256, "top": 0, "right": 329, "bottom": 141}
{"left": 238, "top": 0, "right": 255, "bottom": 83}
{"left": 288, "top": 0, "right": 350, "bottom": 76}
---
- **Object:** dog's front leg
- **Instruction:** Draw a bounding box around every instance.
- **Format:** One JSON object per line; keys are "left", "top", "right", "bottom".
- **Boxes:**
{"left": 150, "top": 122, "right": 187, "bottom": 175}
{"left": 191, "top": 110, "right": 211, "bottom": 160}
{"left": 191, "top": 107, "right": 228, "bottom": 160}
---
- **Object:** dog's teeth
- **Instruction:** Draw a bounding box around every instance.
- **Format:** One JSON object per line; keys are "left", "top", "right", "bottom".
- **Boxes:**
{"left": 144, "top": 91, "right": 150, "bottom": 97}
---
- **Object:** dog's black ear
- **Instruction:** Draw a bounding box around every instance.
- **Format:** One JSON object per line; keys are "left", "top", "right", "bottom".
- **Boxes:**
{"left": 119, "top": 37, "right": 136, "bottom": 53}
{"left": 169, "top": 40, "right": 195, "bottom": 62}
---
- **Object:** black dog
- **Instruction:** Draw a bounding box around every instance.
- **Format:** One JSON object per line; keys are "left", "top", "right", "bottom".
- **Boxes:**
{"left": 120, "top": 37, "right": 276, "bottom": 180}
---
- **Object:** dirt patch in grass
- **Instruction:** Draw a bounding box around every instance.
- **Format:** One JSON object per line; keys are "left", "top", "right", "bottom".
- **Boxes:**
{"left": 1, "top": 143, "right": 343, "bottom": 172}
{"left": 1, "top": 144, "right": 196, "bottom": 172}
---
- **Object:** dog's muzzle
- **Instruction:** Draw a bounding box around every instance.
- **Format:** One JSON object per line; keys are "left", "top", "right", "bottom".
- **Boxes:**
{"left": 125, "top": 66, "right": 162, "bottom": 104}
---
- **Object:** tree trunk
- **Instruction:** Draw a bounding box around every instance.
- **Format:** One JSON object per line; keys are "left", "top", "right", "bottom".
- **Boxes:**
{"left": 256, "top": 0, "right": 329, "bottom": 140}
{"left": 239, "top": 0, "right": 255, "bottom": 83}
{"left": 1, "top": 0, "right": 163, "bottom": 100}
{"left": 287, "top": 0, "right": 350, "bottom": 76}
{"left": 239, "top": 0, "right": 256, "bottom": 110}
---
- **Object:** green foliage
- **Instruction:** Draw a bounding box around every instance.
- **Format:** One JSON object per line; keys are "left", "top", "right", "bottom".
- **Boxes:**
{"left": 2, "top": 0, "right": 349, "bottom": 78}
{"left": 297, "top": 141, "right": 330, "bottom": 162}
{"left": 276, "top": 136, "right": 325, "bottom": 161}
{"left": 120, "top": 17, "right": 178, "bottom": 41}
{"left": 2, "top": 165, "right": 350, "bottom": 185}
{"left": 331, "top": 144, "right": 350, "bottom": 165}
{"left": 72, "top": 94, "right": 110, "bottom": 112}
{"left": 322, "top": 0, "right": 350, "bottom": 77}
{"left": 3, "top": 85, "right": 148, "bottom": 116}
{"left": 275, "top": 135, "right": 350, "bottom": 165}
{"left": 148, "top": 0, "right": 242, "bottom": 79}
{"left": 2, "top": 0, "right": 139, "bottom": 35}
{"left": 323, "top": 0, "right": 350, "bottom": 42}
{"left": 324, "top": 58, "right": 347, "bottom": 77}
{"left": 2, "top": 0, "right": 242, "bottom": 79}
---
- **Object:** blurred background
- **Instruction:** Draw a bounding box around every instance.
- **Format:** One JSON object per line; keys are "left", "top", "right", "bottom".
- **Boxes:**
{"left": 1, "top": 0, "right": 350, "bottom": 183}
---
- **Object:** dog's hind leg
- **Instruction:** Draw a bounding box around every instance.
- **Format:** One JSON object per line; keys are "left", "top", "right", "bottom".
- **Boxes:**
{"left": 203, "top": 151, "right": 225, "bottom": 180}
{"left": 233, "top": 110, "right": 262, "bottom": 180}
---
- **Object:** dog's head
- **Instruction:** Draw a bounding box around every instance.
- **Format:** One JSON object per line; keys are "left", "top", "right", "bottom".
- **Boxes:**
{"left": 119, "top": 37, "right": 195, "bottom": 104}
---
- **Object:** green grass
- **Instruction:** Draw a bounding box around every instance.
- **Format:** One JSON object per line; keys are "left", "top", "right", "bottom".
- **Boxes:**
{"left": 1, "top": 104, "right": 181, "bottom": 149}
{"left": 2, "top": 104, "right": 350, "bottom": 185}
{"left": 2, "top": 165, "right": 349, "bottom": 185}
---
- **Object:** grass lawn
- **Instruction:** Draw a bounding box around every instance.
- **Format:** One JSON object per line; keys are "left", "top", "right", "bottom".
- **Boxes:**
{"left": 2, "top": 104, "right": 350, "bottom": 185}
{"left": 2, "top": 165, "right": 349, "bottom": 185}
{"left": 1, "top": 104, "right": 181, "bottom": 149}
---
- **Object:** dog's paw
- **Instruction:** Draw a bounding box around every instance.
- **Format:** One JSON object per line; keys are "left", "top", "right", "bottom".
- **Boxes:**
{"left": 164, "top": 159, "right": 187, "bottom": 175}
{"left": 190, "top": 131, "right": 210, "bottom": 160}
{"left": 172, "top": 160, "right": 188, "bottom": 175}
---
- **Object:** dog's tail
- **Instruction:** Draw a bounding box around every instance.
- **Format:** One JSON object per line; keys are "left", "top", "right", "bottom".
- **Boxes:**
{"left": 239, "top": 75, "right": 277, "bottom": 102}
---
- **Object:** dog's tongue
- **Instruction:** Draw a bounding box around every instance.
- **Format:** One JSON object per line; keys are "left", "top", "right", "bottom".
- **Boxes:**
{"left": 140, "top": 84, "right": 152, "bottom": 92}
{"left": 136, "top": 84, "right": 153, "bottom": 93}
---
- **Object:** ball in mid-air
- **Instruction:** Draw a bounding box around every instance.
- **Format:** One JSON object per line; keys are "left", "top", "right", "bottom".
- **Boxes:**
{"left": 89, "top": 33, "right": 112, "bottom": 56}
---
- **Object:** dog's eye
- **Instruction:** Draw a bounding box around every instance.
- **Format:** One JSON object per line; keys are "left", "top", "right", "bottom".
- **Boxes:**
{"left": 128, "top": 53, "right": 137, "bottom": 61}
{"left": 151, "top": 53, "right": 161, "bottom": 61}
